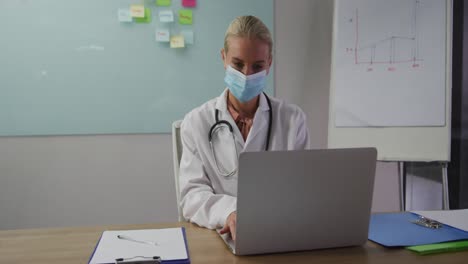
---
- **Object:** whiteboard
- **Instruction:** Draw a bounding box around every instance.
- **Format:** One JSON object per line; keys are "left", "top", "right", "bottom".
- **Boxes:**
{"left": 329, "top": 0, "right": 452, "bottom": 161}
{"left": 0, "top": 0, "right": 274, "bottom": 136}
{"left": 334, "top": 0, "right": 446, "bottom": 127}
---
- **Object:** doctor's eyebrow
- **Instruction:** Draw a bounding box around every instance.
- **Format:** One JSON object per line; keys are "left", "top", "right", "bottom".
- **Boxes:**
{"left": 232, "top": 57, "right": 244, "bottom": 63}
{"left": 231, "top": 57, "right": 266, "bottom": 64}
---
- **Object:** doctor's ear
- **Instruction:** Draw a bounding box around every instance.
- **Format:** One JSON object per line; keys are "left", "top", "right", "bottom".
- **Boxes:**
{"left": 221, "top": 48, "right": 227, "bottom": 69}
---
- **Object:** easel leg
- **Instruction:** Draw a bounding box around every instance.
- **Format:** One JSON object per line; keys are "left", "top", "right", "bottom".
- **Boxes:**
{"left": 398, "top": 161, "right": 406, "bottom": 211}
{"left": 442, "top": 162, "right": 450, "bottom": 210}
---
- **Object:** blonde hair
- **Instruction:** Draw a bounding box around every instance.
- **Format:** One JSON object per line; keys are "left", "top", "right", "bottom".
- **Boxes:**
{"left": 224, "top": 15, "right": 273, "bottom": 57}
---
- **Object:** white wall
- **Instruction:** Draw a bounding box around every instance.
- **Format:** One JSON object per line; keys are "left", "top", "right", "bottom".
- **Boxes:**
{"left": 0, "top": 135, "right": 177, "bottom": 229}
{"left": 0, "top": 0, "right": 401, "bottom": 230}
{"left": 275, "top": 0, "right": 400, "bottom": 213}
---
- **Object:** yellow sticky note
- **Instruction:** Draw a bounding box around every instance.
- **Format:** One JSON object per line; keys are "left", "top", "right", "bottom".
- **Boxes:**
{"left": 130, "top": 5, "right": 145, "bottom": 18}
{"left": 134, "top": 8, "right": 152, "bottom": 23}
{"left": 170, "top": 35, "right": 185, "bottom": 48}
{"left": 179, "top": 9, "right": 192, "bottom": 25}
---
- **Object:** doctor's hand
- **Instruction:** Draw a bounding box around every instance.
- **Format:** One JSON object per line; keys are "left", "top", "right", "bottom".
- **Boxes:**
{"left": 219, "top": 211, "right": 237, "bottom": 241}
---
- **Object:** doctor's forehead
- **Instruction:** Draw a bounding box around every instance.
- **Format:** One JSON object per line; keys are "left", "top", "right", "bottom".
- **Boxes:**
{"left": 225, "top": 36, "right": 271, "bottom": 60}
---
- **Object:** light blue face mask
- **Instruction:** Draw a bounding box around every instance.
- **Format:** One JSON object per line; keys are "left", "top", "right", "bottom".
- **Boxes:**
{"left": 224, "top": 65, "right": 267, "bottom": 103}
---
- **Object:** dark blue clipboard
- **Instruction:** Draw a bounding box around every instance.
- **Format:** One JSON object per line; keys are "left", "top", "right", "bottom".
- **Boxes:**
{"left": 368, "top": 212, "right": 468, "bottom": 247}
{"left": 88, "top": 227, "right": 190, "bottom": 264}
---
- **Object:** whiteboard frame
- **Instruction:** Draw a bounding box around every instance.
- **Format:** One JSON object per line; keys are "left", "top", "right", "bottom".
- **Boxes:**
{"left": 328, "top": 0, "right": 452, "bottom": 162}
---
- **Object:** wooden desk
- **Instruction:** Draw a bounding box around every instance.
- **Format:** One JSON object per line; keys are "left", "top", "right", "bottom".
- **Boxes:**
{"left": 0, "top": 222, "right": 467, "bottom": 264}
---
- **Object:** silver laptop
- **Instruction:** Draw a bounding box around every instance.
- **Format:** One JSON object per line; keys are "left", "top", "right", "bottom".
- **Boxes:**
{"left": 217, "top": 148, "right": 377, "bottom": 255}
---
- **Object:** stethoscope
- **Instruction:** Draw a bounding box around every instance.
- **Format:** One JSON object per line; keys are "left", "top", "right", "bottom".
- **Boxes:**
{"left": 208, "top": 92, "right": 273, "bottom": 177}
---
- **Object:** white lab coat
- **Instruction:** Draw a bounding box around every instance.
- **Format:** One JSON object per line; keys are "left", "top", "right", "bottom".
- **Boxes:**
{"left": 179, "top": 89, "right": 310, "bottom": 229}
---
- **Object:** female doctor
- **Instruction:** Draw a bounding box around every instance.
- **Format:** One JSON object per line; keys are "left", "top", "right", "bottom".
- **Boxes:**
{"left": 179, "top": 16, "right": 310, "bottom": 240}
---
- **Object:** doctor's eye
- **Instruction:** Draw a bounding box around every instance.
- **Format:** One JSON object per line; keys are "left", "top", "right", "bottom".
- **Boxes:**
{"left": 252, "top": 64, "right": 265, "bottom": 72}
{"left": 233, "top": 63, "right": 244, "bottom": 71}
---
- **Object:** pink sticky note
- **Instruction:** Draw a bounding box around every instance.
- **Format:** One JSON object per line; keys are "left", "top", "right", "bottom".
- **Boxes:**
{"left": 182, "top": 0, "right": 196, "bottom": 8}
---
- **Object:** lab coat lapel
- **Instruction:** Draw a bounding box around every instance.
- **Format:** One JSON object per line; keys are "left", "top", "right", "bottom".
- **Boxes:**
{"left": 214, "top": 90, "right": 245, "bottom": 149}
{"left": 244, "top": 93, "right": 270, "bottom": 152}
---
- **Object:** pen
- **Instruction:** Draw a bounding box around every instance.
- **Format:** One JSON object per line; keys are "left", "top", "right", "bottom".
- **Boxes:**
{"left": 117, "top": 235, "right": 159, "bottom": 246}
{"left": 115, "top": 256, "right": 162, "bottom": 264}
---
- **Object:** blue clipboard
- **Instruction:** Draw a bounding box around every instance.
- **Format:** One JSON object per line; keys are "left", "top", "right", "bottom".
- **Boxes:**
{"left": 88, "top": 227, "right": 190, "bottom": 264}
{"left": 368, "top": 212, "right": 468, "bottom": 247}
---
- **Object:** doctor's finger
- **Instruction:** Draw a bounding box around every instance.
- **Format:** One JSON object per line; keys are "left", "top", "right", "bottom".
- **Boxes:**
{"left": 230, "top": 221, "right": 236, "bottom": 241}
{"left": 219, "top": 224, "right": 230, "bottom": 234}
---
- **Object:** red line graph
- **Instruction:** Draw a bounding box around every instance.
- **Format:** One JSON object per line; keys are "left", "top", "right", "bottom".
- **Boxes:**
{"left": 353, "top": 0, "right": 423, "bottom": 66}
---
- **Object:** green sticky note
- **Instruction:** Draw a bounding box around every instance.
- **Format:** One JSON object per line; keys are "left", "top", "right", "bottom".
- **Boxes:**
{"left": 406, "top": 240, "right": 468, "bottom": 255}
{"left": 156, "top": 0, "right": 171, "bottom": 6}
{"left": 179, "top": 9, "right": 192, "bottom": 25}
{"left": 134, "top": 8, "right": 152, "bottom": 23}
